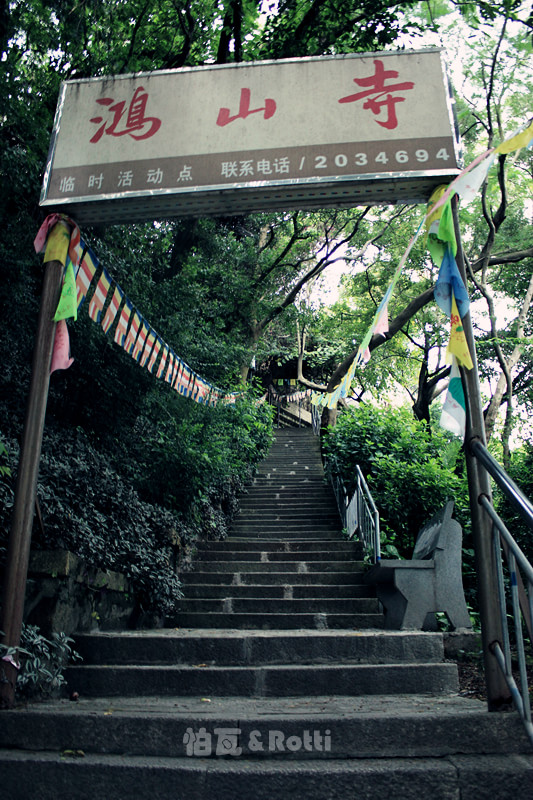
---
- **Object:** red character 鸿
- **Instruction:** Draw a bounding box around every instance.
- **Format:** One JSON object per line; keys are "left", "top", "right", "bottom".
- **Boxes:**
{"left": 90, "top": 86, "right": 161, "bottom": 143}
{"left": 338, "top": 59, "right": 414, "bottom": 130}
{"left": 216, "top": 88, "right": 276, "bottom": 126}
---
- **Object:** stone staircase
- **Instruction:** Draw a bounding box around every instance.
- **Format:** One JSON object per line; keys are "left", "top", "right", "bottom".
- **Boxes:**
{"left": 0, "top": 428, "right": 532, "bottom": 798}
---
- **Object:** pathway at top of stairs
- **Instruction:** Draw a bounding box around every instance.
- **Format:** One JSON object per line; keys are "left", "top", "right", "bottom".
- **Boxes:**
{"left": 1, "top": 428, "right": 532, "bottom": 799}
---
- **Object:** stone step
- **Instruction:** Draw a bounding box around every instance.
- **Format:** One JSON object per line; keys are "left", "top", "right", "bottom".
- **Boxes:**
{"left": 235, "top": 509, "right": 340, "bottom": 519}
{"left": 175, "top": 598, "right": 380, "bottom": 614}
{"left": 228, "top": 530, "right": 344, "bottom": 539}
{"left": 179, "top": 571, "right": 367, "bottom": 585}
{"left": 194, "top": 550, "right": 358, "bottom": 562}
{"left": 230, "top": 522, "right": 342, "bottom": 532}
{"left": 1, "top": 696, "right": 530, "bottom": 762}
{"left": 167, "top": 612, "right": 385, "bottom": 629}
{"left": 199, "top": 539, "right": 360, "bottom": 552}
{"left": 181, "top": 584, "right": 374, "bottom": 599}
{"left": 181, "top": 560, "right": 365, "bottom": 573}
{"left": 237, "top": 502, "right": 339, "bottom": 513}
{"left": 71, "top": 630, "right": 448, "bottom": 666}
{"left": 2, "top": 750, "right": 532, "bottom": 800}
{"left": 64, "top": 662, "right": 457, "bottom": 698}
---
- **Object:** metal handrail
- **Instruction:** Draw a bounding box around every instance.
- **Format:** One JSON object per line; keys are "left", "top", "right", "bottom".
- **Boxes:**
{"left": 327, "top": 458, "right": 381, "bottom": 562}
{"left": 471, "top": 439, "right": 533, "bottom": 747}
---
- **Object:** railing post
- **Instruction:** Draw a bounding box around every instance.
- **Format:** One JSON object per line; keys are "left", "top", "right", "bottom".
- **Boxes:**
{"left": 452, "top": 197, "right": 511, "bottom": 709}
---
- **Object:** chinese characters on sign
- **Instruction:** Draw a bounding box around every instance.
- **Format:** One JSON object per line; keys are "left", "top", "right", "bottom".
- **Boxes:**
{"left": 216, "top": 87, "right": 276, "bottom": 126}
{"left": 338, "top": 58, "right": 415, "bottom": 130}
{"left": 89, "top": 86, "right": 162, "bottom": 143}
{"left": 87, "top": 59, "right": 416, "bottom": 148}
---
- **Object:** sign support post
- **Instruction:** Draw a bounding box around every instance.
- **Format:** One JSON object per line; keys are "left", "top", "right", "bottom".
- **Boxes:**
{"left": 452, "top": 196, "right": 511, "bottom": 709}
{"left": 0, "top": 224, "right": 67, "bottom": 708}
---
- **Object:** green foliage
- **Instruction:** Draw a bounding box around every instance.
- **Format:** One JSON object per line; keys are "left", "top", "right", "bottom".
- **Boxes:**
{"left": 0, "top": 624, "right": 81, "bottom": 700}
{"left": 322, "top": 404, "right": 468, "bottom": 555}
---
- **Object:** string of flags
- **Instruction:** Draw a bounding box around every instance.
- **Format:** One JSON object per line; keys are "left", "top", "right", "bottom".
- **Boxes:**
{"left": 311, "top": 119, "right": 533, "bottom": 439}
{"left": 34, "top": 215, "right": 244, "bottom": 407}
{"left": 269, "top": 386, "right": 314, "bottom": 404}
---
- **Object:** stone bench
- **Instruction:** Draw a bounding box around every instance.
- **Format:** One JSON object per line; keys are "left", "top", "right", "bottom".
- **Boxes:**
{"left": 364, "top": 501, "right": 472, "bottom": 631}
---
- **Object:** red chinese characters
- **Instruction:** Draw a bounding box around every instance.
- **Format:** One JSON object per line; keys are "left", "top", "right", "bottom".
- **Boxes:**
{"left": 217, "top": 88, "right": 276, "bottom": 126}
{"left": 338, "top": 59, "right": 414, "bottom": 130}
{"left": 90, "top": 86, "right": 162, "bottom": 143}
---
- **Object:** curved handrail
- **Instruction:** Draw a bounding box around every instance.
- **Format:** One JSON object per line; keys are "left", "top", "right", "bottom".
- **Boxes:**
{"left": 470, "top": 439, "right": 533, "bottom": 530}
{"left": 470, "top": 438, "right": 533, "bottom": 748}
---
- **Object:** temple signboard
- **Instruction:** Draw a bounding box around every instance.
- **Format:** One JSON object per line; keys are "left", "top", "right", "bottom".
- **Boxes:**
{"left": 40, "top": 50, "right": 461, "bottom": 223}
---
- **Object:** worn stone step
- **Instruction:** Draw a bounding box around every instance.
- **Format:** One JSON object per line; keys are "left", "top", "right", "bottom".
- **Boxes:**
{"left": 175, "top": 598, "right": 379, "bottom": 614}
{"left": 228, "top": 530, "right": 343, "bottom": 539}
{"left": 195, "top": 550, "right": 358, "bottom": 562}
{"left": 185, "top": 558, "right": 364, "bottom": 573}
{"left": 1, "top": 696, "right": 531, "bottom": 762}
{"left": 64, "top": 662, "right": 457, "bottom": 698}
{"left": 199, "top": 539, "right": 360, "bottom": 553}
{"left": 235, "top": 509, "right": 339, "bottom": 519}
{"left": 182, "top": 560, "right": 365, "bottom": 573}
{"left": 230, "top": 522, "right": 342, "bottom": 531}
{"left": 181, "top": 584, "right": 372, "bottom": 599}
{"left": 179, "top": 571, "right": 367, "bottom": 585}
{"left": 167, "top": 612, "right": 385, "bottom": 629}
{"left": 4, "top": 749, "right": 533, "bottom": 800}
{"left": 71, "top": 630, "right": 448, "bottom": 667}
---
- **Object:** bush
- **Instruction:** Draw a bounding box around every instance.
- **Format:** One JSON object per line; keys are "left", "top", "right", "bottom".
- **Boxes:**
{"left": 0, "top": 390, "right": 273, "bottom": 620}
{"left": 0, "top": 623, "right": 81, "bottom": 700}
{"left": 322, "top": 404, "right": 468, "bottom": 557}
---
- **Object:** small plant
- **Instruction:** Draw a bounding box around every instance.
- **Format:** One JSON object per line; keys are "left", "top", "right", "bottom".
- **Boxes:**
{"left": 0, "top": 624, "right": 82, "bottom": 700}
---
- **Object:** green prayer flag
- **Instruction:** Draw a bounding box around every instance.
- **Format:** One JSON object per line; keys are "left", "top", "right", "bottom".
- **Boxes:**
{"left": 53, "top": 261, "right": 78, "bottom": 322}
{"left": 427, "top": 197, "right": 457, "bottom": 267}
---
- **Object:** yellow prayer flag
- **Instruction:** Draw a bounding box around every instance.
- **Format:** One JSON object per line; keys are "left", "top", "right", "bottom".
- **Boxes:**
{"left": 44, "top": 222, "right": 70, "bottom": 265}
{"left": 447, "top": 294, "right": 473, "bottom": 370}
{"left": 495, "top": 121, "right": 533, "bottom": 155}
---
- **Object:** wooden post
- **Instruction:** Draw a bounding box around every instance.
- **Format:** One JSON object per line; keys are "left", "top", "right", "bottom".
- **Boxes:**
{"left": 0, "top": 224, "right": 68, "bottom": 708}
{"left": 451, "top": 196, "right": 511, "bottom": 709}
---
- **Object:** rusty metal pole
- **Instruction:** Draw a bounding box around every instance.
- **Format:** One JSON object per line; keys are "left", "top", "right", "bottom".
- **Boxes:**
{"left": 451, "top": 196, "right": 511, "bottom": 709}
{"left": 0, "top": 226, "right": 67, "bottom": 709}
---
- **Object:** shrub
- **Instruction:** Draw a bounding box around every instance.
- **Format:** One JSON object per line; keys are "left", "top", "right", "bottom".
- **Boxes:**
{"left": 0, "top": 623, "right": 81, "bottom": 700}
{"left": 322, "top": 404, "right": 468, "bottom": 557}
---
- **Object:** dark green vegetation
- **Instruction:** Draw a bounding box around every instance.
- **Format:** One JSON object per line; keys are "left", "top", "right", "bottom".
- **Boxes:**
{"left": 0, "top": 0, "right": 531, "bottom": 674}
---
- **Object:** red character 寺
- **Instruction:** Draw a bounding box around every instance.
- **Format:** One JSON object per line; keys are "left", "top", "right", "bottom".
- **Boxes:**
{"left": 338, "top": 59, "right": 414, "bottom": 130}
{"left": 217, "top": 88, "right": 276, "bottom": 126}
{"left": 90, "top": 86, "right": 161, "bottom": 143}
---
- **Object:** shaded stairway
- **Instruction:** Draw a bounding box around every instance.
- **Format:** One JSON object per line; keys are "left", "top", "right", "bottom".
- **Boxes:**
{"left": 170, "top": 427, "right": 383, "bottom": 631}
{"left": 1, "top": 429, "right": 532, "bottom": 798}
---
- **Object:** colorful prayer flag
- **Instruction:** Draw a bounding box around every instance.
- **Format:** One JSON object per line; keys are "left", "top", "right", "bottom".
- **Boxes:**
{"left": 440, "top": 356, "right": 467, "bottom": 438}
{"left": 123, "top": 310, "right": 141, "bottom": 355}
{"left": 132, "top": 320, "right": 149, "bottom": 361}
{"left": 88, "top": 268, "right": 112, "bottom": 323}
{"left": 75, "top": 246, "right": 98, "bottom": 310}
{"left": 50, "top": 319, "right": 74, "bottom": 374}
{"left": 156, "top": 345, "right": 169, "bottom": 378}
{"left": 114, "top": 300, "right": 132, "bottom": 348}
{"left": 434, "top": 245, "right": 470, "bottom": 320}
{"left": 139, "top": 328, "right": 156, "bottom": 367}
{"left": 495, "top": 121, "right": 533, "bottom": 155}
{"left": 426, "top": 196, "right": 457, "bottom": 267}
{"left": 101, "top": 285, "right": 123, "bottom": 334}
{"left": 165, "top": 351, "right": 175, "bottom": 384}
{"left": 54, "top": 260, "right": 77, "bottom": 322}
{"left": 447, "top": 294, "right": 474, "bottom": 370}
{"left": 453, "top": 153, "right": 496, "bottom": 206}
{"left": 147, "top": 336, "right": 162, "bottom": 373}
